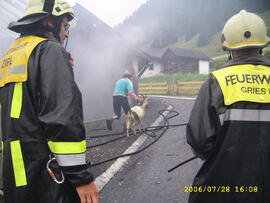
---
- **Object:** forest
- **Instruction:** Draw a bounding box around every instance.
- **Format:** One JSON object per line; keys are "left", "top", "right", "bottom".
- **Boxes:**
{"left": 116, "top": 0, "right": 270, "bottom": 56}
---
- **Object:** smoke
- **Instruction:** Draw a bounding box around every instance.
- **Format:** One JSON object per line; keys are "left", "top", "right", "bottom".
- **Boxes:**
{"left": 116, "top": 0, "right": 270, "bottom": 49}
{"left": 68, "top": 3, "right": 147, "bottom": 121}
{"left": 117, "top": 15, "right": 161, "bottom": 46}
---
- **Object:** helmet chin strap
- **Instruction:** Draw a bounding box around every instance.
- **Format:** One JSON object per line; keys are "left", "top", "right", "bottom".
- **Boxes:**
{"left": 227, "top": 51, "right": 232, "bottom": 60}
{"left": 64, "top": 31, "right": 69, "bottom": 49}
{"left": 230, "top": 52, "right": 233, "bottom": 60}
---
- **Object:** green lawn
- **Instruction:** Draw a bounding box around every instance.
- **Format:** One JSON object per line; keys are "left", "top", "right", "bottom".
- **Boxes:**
{"left": 139, "top": 73, "right": 208, "bottom": 83}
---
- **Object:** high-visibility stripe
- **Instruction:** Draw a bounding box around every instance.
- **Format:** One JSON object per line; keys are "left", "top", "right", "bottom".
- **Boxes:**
{"left": 219, "top": 109, "right": 270, "bottom": 125}
{"left": 48, "top": 140, "right": 86, "bottom": 154}
{"left": 10, "top": 82, "right": 23, "bottom": 118}
{"left": 228, "top": 41, "right": 267, "bottom": 49}
{"left": 0, "top": 36, "right": 47, "bottom": 87}
{"left": 8, "top": 65, "right": 25, "bottom": 75}
{"left": 10, "top": 140, "right": 27, "bottom": 187}
{"left": 54, "top": 153, "right": 86, "bottom": 166}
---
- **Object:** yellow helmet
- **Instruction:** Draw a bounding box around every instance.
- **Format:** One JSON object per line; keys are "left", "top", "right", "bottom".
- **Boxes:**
{"left": 8, "top": 0, "right": 76, "bottom": 33}
{"left": 221, "top": 10, "right": 270, "bottom": 50}
{"left": 23, "top": 0, "right": 74, "bottom": 20}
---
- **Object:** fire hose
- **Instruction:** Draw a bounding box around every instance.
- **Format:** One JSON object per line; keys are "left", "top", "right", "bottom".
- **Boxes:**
{"left": 86, "top": 108, "right": 194, "bottom": 169}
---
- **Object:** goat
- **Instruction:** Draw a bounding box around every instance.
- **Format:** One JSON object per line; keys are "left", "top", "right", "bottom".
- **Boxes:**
{"left": 124, "top": 95, "right": 149, "bottom": 137}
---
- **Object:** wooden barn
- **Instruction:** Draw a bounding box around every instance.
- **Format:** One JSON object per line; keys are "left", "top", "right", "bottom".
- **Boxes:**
{"left": 141, "top": 47, "right": 210, "bottom": 77}
{"left": 163, "top": 48, "right": 210, "bottom": 74}
{"left": 140, "top": 48, "right": 166, "bottom": 77}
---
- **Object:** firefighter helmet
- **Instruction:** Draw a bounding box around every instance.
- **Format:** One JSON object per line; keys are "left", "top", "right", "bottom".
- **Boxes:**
{"left": 8, "top": 0, "right": 76, "bottom": 33}
{"left": 221, "top": 10, "right": 270, "bottom": 50}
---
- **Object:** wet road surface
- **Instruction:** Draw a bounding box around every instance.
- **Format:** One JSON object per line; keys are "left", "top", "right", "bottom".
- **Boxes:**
{"left": 0, "top": 96, "right": 202, "bottom": 203}
{"left": 99, "top": 97, "right": 203, "bottom": 203}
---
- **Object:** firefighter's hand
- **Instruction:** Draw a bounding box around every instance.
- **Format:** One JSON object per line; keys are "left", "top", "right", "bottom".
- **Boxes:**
{"left": 76, "top": 182, "right": 100, "bottom": 203}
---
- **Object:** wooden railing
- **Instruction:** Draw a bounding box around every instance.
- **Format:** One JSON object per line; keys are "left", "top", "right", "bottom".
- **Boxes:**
{"left": 138, "top": 81, "right": 204, "bottom": 96}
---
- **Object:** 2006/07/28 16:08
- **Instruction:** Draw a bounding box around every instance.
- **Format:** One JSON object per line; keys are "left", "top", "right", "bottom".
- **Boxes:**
{"left": 183, "top": 186, "right": 258, "bottom": 193}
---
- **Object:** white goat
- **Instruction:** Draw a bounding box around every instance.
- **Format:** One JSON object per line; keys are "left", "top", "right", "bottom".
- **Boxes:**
{"left": 124, "top": 96, "right": 149, "bottom": 137}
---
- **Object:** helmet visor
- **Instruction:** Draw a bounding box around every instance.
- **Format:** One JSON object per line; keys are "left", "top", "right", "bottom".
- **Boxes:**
{"left": 68, "top": 15, "right": 77, "bottom": 29}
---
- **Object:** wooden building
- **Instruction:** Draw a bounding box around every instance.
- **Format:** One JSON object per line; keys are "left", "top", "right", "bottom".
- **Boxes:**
{"left": 141, "top": 47, "right": 210, "bottom": 77}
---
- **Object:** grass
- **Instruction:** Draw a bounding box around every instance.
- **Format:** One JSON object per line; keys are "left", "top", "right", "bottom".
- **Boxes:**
{"left": 138, "top": 73, "right": 207, "bottom": 96}
{"left": 210, "top": 47, "right": 270, "bottom": 71}
{"left": 259, "top": 10, "right": 270, "bottom": 27}
{"left": 211, "top": 54, "right": 227, "bottom": 61}
{"left": 139, "top": 10, "right": 270, "bottom": 93}
{"left": 171, "top": 10, "right": 270, "bottom": 58}
{"left": 139, "top": 72, "right": 208, "bottom": 83}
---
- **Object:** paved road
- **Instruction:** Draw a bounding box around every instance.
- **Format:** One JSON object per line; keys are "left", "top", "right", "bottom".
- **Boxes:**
{"left": 0, "top": 96, "right": 203, "bottom": 203}
{"left": 99, "top": 97, "right": 203, "bottom": 203}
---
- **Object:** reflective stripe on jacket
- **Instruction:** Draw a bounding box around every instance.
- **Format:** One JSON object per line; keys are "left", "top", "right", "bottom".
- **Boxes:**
{"left": 0, "top": 33, "right": 93, "bottom": 203}
{"left": 186, "top": 54, "right": 270, "bottom": 203}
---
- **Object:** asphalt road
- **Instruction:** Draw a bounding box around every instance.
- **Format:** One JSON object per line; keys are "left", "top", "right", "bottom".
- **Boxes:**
{"left": 99, "top": 97, "right": 203, "bottom": 203}
{"left": 0, "top": 96, "right": 203, "bottom": 203}
{"left": 86, "top": 97, "right": 170, "bottom": 179}
{"left": 0, "top": 96, "right": 166, "bottom": 202}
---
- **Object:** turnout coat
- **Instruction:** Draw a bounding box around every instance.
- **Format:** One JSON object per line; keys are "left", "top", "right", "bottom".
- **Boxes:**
{"left": 0, "top": 32, "right": 93, "bottom": 203}
{"left": 186, "top": 54, "right": 270, "bottom": 203}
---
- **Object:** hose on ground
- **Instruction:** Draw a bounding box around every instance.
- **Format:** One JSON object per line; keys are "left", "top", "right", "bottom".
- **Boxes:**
{"left": 88, "top": 109, "right": 188, "bottom": 167}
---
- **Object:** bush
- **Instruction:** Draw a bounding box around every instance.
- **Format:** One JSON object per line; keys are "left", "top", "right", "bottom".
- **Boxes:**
{"left": 210, "top": 54, "right": 228, "bottom": 71}
{"left": 263, "top": 47, "right": 270, "bottom": 59}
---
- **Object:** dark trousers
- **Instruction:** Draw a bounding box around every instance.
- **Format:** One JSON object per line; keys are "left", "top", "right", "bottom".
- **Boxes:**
{"left": 113, "top": 96, "right": 130, "bottom": 118}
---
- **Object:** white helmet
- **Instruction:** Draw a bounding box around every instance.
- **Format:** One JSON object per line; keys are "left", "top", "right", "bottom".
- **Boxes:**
{"left": 8, "top": 0, "right": 76, "bottom": 33}
{"left": 221, "top": 10, "right": 270, "bottom": 50}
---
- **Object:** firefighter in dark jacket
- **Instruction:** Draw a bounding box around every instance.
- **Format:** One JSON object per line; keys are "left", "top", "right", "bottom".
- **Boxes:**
{"left": 0, "top": 0, "right": 99, "bottom": 203}
{"left": 186, "top": 10, "right": 270, "bottom": 203}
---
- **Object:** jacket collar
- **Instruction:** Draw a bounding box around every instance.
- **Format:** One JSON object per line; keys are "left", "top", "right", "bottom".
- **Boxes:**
{"left": 21, "top": 31, "right": 59, "bottom": 43}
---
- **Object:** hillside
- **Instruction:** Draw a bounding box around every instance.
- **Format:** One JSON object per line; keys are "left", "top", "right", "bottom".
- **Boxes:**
{"left": 193, "top": 10, "right": 270, "bottom": 57}
{"left": 116, "top": 0, "right": 270, "bottom": 57}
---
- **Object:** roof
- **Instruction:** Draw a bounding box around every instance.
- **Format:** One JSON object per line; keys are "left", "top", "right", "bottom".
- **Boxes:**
{"left": 141, "top": 47, "right": 210, "bottom": 61}
{"left": 72, "top": 4, "right": 150, "bottom": 61}
{"left": 169, "top": 47, "right": 210, "bottom": 60}
{"left": 73, "top": 3, "right": 115, "bottom": 35}
{"left": 141, "top": 47, "right": 167, "bottom": 59}
{"left": 0, "top": 0, "right": 25, "bottom": 38}
{"left": 0, "top": 0, "right": 27, "bottom": 56}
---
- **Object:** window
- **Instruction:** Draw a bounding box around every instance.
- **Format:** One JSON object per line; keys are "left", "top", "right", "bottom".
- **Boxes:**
{"left": 149, "top": 63, "right": 154, "bottom": 71}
